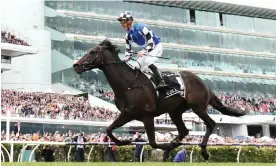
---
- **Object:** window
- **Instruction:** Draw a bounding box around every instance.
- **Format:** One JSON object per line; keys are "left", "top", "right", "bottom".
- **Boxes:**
{"left": 219, "top": 13, "right": 224, "bottom": 26}
{"left": 189, "top": 9, "right": 196, "bottom": 24}
{"left": 1, "top": 55, "right": 11, "bottom": 64}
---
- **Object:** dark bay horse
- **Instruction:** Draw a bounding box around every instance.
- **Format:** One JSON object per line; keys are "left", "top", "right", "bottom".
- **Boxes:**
{"left": 73, "top": 39, "right": 247, "bottom": 160}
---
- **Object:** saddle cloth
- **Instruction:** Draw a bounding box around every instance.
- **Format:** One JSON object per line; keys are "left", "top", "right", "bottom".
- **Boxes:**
{"left": 142, "top": 70, "right": 186, "bottom": 98}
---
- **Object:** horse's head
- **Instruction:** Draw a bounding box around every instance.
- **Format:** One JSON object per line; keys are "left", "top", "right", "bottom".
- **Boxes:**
{"left": 73, "top": 39, "right": 120, "bottom": 74}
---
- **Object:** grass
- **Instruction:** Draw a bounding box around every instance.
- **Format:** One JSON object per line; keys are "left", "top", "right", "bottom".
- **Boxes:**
{"left": 2, "top": 163, "right": 276, "bottom": 166}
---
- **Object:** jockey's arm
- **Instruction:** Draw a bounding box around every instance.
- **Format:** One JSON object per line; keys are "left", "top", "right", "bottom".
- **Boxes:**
{"left": 141, "top": 26, "right": 154, "bottom": 54}
{"left": 125, "top": 33, "right": 133, "bottom": 57}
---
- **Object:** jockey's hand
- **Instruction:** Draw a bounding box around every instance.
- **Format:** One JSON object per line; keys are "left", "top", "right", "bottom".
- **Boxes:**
{"left": 123, "top": 55, "right": 131, "bottom": 61}
{"left": 137, "top": 51, "right": 145, "bottom": 58}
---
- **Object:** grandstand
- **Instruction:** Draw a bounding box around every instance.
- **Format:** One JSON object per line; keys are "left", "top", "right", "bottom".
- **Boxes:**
{"left": 1, "top": 24, "right": 39, "bottom": 73}
{"left": 1, "top": 0, "right": 276, "bottom": 163}
{"left": 42, "top": 0, "right": 276, "bottom": 135}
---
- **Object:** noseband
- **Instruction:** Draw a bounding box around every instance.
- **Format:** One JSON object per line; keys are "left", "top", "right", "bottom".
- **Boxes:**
{"left": 83, "top": 54, "right": 99, "bottom": 70}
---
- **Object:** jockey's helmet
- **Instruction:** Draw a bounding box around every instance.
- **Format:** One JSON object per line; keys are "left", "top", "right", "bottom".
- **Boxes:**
{"left": 117, "top": 11, "right": 133, "bottom": 22}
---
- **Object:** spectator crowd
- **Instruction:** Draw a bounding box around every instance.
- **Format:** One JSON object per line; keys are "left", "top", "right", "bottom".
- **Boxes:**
{"left": 67, "top": 78, "right": 276, "bottom": 115}
{"left": 1, "top": 129, "right": 275, "bottom": 144}
{"left": 69, "top": 78, "right": 115, "bottom": 103}
{"left": 2, "top": 129, "right": 275, "bottom": 162}
{"left": 1, "top": 30, "right": 30, "bottom": 46}
{"left": 1, "top": 89, "right": 117, "bottom": 121}
{"left": 1, "top": 87, "right": 276, "bottom": 121}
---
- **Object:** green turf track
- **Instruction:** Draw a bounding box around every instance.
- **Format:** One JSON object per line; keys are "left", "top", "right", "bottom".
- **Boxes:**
{"left": 2, "top": 163, "right": 276, "bottom": 166}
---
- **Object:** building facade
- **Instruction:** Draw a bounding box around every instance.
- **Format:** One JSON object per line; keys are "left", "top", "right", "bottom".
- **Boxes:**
{"left": 3, "top": 0, "right": 276, "bottom": 137}
{"left": 45, "top": 0, "right": 276, "bottom": 101}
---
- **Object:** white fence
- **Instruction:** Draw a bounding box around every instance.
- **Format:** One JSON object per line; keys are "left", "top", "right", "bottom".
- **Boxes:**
{"left": 0, "top": 141, "right": 275, "bottom": 163}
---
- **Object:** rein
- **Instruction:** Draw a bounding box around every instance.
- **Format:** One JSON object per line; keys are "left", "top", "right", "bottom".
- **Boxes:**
{"left": 85, "top": 52, "right": 137, "bottom": 69}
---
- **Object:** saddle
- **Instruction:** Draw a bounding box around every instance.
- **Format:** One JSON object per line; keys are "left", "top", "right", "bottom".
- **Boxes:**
{"left": 141, "top": 70, "right": 186, "bottom": 98}
{"left": 126, "top": 62, "right": 185, "bottom": 98}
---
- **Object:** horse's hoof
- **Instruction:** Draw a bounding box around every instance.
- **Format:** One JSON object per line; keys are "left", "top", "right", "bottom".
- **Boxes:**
{"left": 201, "top": 149, "right": 210, "bottom": 161}
{"left": 183, "top": 130, "right": 189, "bottom": 137}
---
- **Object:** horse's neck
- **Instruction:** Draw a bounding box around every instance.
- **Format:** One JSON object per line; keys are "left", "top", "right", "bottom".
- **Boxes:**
{"left": 101, "top": 63, "right": 137, "bottom": 97}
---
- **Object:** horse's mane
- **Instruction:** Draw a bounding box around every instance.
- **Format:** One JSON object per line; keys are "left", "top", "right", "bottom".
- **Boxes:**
{"left": 99, "top": 39, "right": 120, "bottom": 53}
{"left": 98, "top": 39, "right": 122, "bottom": 62}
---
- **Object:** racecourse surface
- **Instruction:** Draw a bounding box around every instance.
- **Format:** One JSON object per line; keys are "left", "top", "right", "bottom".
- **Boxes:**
{"left": 2, "top": 163, "right": 276, "bottom": 166}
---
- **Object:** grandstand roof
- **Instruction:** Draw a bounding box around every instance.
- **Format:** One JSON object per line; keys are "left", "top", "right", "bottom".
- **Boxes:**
{"left": 1, "top": 43, "right": 39, "bottom": 57}
{"left": 125, "top": 0, "right": 276, "bottom": 20}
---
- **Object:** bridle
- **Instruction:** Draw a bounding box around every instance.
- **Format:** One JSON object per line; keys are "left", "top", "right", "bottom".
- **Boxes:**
{"left": 81, "top": 45, "right": 144, "bottom": 91}
{"left": 82, "top": 54, "right": 99, "bottom": 70}
{"left": 83, "top": 46, "right": 125, "bottom": 70}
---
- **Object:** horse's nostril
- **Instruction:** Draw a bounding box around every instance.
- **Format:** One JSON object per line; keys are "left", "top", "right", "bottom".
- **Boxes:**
{"left": 73, "top": 64, "right": 79, "bottom": 68}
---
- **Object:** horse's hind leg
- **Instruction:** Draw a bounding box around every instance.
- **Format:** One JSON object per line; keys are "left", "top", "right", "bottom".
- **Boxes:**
{"left": 168, "top": 105, "right": 189, "bottom": 142}
{"left": 192, "top": 106, "right": 216, "bottom": 161}
{"left": 142, "top": 117, "right": 181, "bottom": 151}
{"left": 106, "top": 112, "right": 133, "bottom": 146}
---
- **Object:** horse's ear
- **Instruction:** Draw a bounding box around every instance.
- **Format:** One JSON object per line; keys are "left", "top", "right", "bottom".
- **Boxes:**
{"left": 101, "top": 38, "right": 108, "bottom": 44}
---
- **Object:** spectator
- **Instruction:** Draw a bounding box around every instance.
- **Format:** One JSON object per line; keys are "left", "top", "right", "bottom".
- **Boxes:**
{"left": 103, "top": 134, "right": 116, "bottom": 162}
{"left": 173, "top": 145, "right": 186, "bottom": 162}
{"left": 14, "top": 122, "right": 21, "bottom": 135}
{"left": 41, "top": 145, "right": 55, "bottom": 162}
{"left": 133, "top": 133, "right": 146, "bottom": 162}
{"left": 73, "top": 130, "right": 87, "bottom": 162}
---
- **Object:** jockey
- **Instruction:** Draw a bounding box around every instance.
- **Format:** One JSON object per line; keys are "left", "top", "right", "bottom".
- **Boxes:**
{"left": 117, "top": 11, "right": 167, "bottom": 89}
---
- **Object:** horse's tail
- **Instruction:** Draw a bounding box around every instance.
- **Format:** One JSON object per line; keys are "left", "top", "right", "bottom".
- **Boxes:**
{"left": 209, "top": 91, "right": 247, "bottom": 117}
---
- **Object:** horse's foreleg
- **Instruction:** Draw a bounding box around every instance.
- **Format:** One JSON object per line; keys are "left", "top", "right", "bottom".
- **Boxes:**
{"left": 143, "top": 117, "right": 181, "bottom": 151}
{"left": 106, "top": 112, "right": 133, "bottom": 146}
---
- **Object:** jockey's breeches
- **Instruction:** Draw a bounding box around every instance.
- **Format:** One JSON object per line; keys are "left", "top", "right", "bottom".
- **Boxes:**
{"left": 136, "top": 43, "right": 163, "bottom": 69}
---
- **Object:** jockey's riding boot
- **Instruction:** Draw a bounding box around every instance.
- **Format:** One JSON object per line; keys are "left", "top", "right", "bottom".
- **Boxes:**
{"left": 148, "top": 64, "right": 167, "bottom": 89}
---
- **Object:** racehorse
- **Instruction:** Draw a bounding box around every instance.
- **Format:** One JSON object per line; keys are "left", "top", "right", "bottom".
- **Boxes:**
{"left": 73, "top": 39, "right": 247, "bottom": 161}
